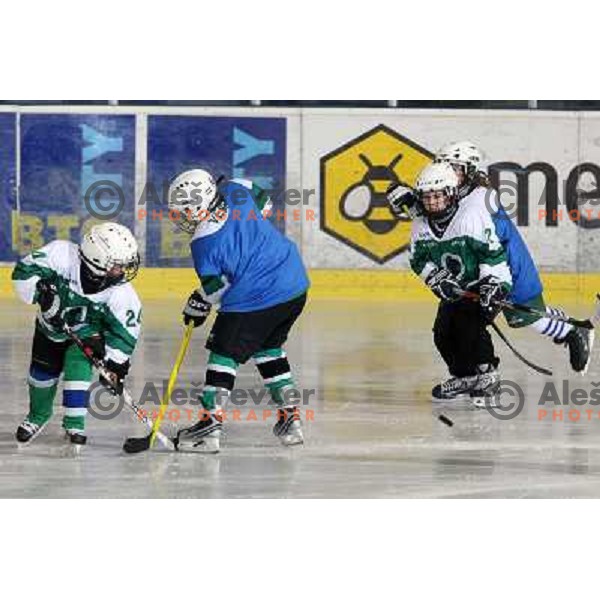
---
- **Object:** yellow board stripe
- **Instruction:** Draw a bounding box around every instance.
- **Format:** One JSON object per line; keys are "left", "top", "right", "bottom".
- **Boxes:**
{"left": 1, "top": 266, "right": 598, "bottom": 304}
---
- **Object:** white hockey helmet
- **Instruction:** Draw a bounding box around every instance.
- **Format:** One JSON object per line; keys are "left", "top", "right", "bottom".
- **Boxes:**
{"left": 416, "top": 162, "right": 459, "bottom": 194}
{"left": 79, "top": 222, "right": 140, "bottom": 293}
{"left": 415, "top": 162, "right": 459, "bottom": 220}
{"left": 168, "top": 168, "right": 219, "bottom": 234}
{"left": 435, "top": 140, "right": 482, "bottom": 178}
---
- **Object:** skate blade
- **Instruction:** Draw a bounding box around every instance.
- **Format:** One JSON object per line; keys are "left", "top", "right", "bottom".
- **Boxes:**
{"left": 471, "top": 397, "right": 499, "bottom": 409}
{"left": 15, "top": 440, "right": 34, "bottom": 451}
{"left": 278, "top": 433, "right": 304, "bottom": 446}
{"left": 15, "top": 437, "right": 44, "bottom": 450}
{"left": 178, "top": 438, "right": 220, "bottom": 454}
{"left": 15, "top": 435, "right": 40, "bottom": 449}
{"left": 431, "top": 393, "right": 471, "bottom": 403}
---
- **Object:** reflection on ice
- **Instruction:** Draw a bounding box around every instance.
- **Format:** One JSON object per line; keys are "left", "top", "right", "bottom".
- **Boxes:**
{"left": 2, "top": 299, "right": 600, "bottom": 498}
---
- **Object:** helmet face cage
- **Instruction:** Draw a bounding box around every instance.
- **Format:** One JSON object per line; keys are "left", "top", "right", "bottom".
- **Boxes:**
{"left": 172, "top": 195, "right": 223, "bottom": 235}
{"left": 168, "top": 169, "right": 219, "bottom": 235}
{"left": 78, "top": 223, "right": 140, "bottom": 294}
{"left": 79, "top": 250, "right": 140, "bottom": 293}
{"left": 173, "top": 209, "right": 200, "bottom": 235}
{"left": 112, "top": 253, "right": 140, "bottom": 284}
{"left": 415, "top": 162, "right": 459, "bottom": 222}
{"left": 418, "top": 185, "right": 458, "bottom": 220}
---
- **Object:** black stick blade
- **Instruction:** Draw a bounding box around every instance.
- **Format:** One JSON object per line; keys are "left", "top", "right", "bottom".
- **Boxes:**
{"left": 122, "top": 434, "right": 152, "bottom": 454}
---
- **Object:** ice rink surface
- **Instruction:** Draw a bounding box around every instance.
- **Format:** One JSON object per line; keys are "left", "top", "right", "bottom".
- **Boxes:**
{"left": 2, "top": 296, "right": 600, "bottom": 498}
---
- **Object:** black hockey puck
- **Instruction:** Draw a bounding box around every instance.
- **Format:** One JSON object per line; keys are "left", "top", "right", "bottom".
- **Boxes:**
{"left": 438, "top": 414, "right": 454, "bottom": 427}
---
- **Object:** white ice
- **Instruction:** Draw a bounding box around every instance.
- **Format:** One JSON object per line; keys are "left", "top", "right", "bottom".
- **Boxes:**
{"left": 2, "top": 298, "right": 600, "bottom": 498}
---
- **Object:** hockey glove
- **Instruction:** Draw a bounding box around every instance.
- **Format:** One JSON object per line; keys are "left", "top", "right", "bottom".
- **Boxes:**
{"left": 35, "top": 279, "right": 63, "bottom": 328}
{"left": 386, "top": 184, "right": 420, "bottom": 219}
{"left": 100, "top": 359, "right": 130, "bottom": 396}
{"left": 477, "top": 276, "right": 509, "bottom": 322}
{"left": 82, "top": 334, "right": 105, "bottom": 361}
{"left": 425, "top": 267, "right": 462, "bottom": 302}
{"left": 183, "top": 289, "right": 212, "bottom": 328}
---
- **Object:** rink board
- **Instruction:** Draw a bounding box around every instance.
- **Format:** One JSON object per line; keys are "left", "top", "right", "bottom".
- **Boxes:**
{"left": 2, "top": 105, "right": 600, "bottom": 274}
{"left": 1, "top": 267, "right": 599, "bottom": 304}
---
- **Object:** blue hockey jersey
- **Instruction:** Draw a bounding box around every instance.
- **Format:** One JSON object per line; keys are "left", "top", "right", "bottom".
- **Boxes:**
{"left": 487, "top": 189, "right": 544, "bottom": 304}
{"left": 190, "top": 179, "right": 309, "bottom": 312}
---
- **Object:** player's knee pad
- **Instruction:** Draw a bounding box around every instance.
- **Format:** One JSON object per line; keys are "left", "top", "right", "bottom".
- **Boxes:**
{"left": 27, "top": 365, "right": 60, "bottom": 424}
{"left": 28, "top": 364, "right": 60, "bottom": 390}
{"left": 200, "top": 353, "right": 238, "bottom": 410}
{"left": 253, "top": 349, "right": 291, "bottom": 385}
{"left": 205, "top": 352, "right": 238, "bottom": 391}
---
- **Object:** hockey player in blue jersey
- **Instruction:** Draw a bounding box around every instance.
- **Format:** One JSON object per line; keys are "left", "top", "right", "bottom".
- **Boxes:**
{"left": 388, "top": 141, "right": 593, "bottom": 386}
{"left": 167, "top": 169, "right": 310, "bottom": 453}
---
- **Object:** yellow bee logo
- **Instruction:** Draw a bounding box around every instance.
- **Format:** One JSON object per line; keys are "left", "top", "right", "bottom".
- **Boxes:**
{"left": 321, "top": 124, "right": 433, "bottom": 264}
{"left": 340, "top": 153, "right": 406, "bottom": 234}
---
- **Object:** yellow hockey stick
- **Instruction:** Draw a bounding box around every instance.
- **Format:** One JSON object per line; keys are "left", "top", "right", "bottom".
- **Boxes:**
{"left": 122, "top": 322, "right": 194, "bottom": 453}
{"left": 150, "top": 321, "right": 194, "bottom": 446}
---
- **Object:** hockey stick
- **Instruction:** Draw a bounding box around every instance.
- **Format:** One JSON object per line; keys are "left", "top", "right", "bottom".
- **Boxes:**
{"left": 489, "top": 322, "right": 553, "bottom": 376}
{"left": 122, "top": 322, "right": 194, "bottom": 454}
{"left": 461, "top": 290, "right": 595, "bottom": 330}
{"left": 61, "top": 323, "right": 176, "bottom": 452}
{"left": 456, "top": 290, "right": 553, "bottom": 376}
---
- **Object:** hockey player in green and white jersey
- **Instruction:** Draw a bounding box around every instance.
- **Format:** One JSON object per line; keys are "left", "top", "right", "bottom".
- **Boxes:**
{"left": 433, "top": 141, "right": 593, "bottom": 372}
{"left": 408, "top": 162, "right": 508, "bottom": 399}
{"left": 11, "top": 222, "right": 142, "bottom": 447}
{"left": 389, "top": 142, "right": 593, "bottom": 396}
{"left": 408, "top": 160, "right": 591, "bottom": 402}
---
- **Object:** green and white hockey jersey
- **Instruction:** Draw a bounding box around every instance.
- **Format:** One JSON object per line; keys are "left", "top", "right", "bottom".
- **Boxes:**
{"left": 410, "top": 187, "right": 513, "bottom": 293}
{"left": 12, "top": 240, "right": 142, "bottom": 365}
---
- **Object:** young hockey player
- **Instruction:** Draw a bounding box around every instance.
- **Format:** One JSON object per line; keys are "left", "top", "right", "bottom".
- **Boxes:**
{"left": 11, "top": 222, "right": 142, "bottom": 447}
{"left": 388, "top": 141, "right": 593, "bottom": 381}
{"left": 435, "top": 140, "right": 593, "bottom": 373}
{"left": 408, "top": 162, "right": 509, "bottom": 399}
{"left": 167, "top": 169, "right": 310, "bottom": 453}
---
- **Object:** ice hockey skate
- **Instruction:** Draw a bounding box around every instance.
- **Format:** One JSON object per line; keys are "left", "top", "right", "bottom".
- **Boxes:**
{"left": 273, "top": 406, "right": 304, "bottom": 446}
{"left": 175, "top": 413, "right": 222, "bottom": 453}
{"left": 15, "top": 419, "right": 46, "bottom": 445}
{"left": 557, "top": 327, "right": 595, "bottom": 375}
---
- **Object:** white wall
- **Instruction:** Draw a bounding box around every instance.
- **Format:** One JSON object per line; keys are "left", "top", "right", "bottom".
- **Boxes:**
{"left": 3, "top": 105, "right": 598, "bottom": 272}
